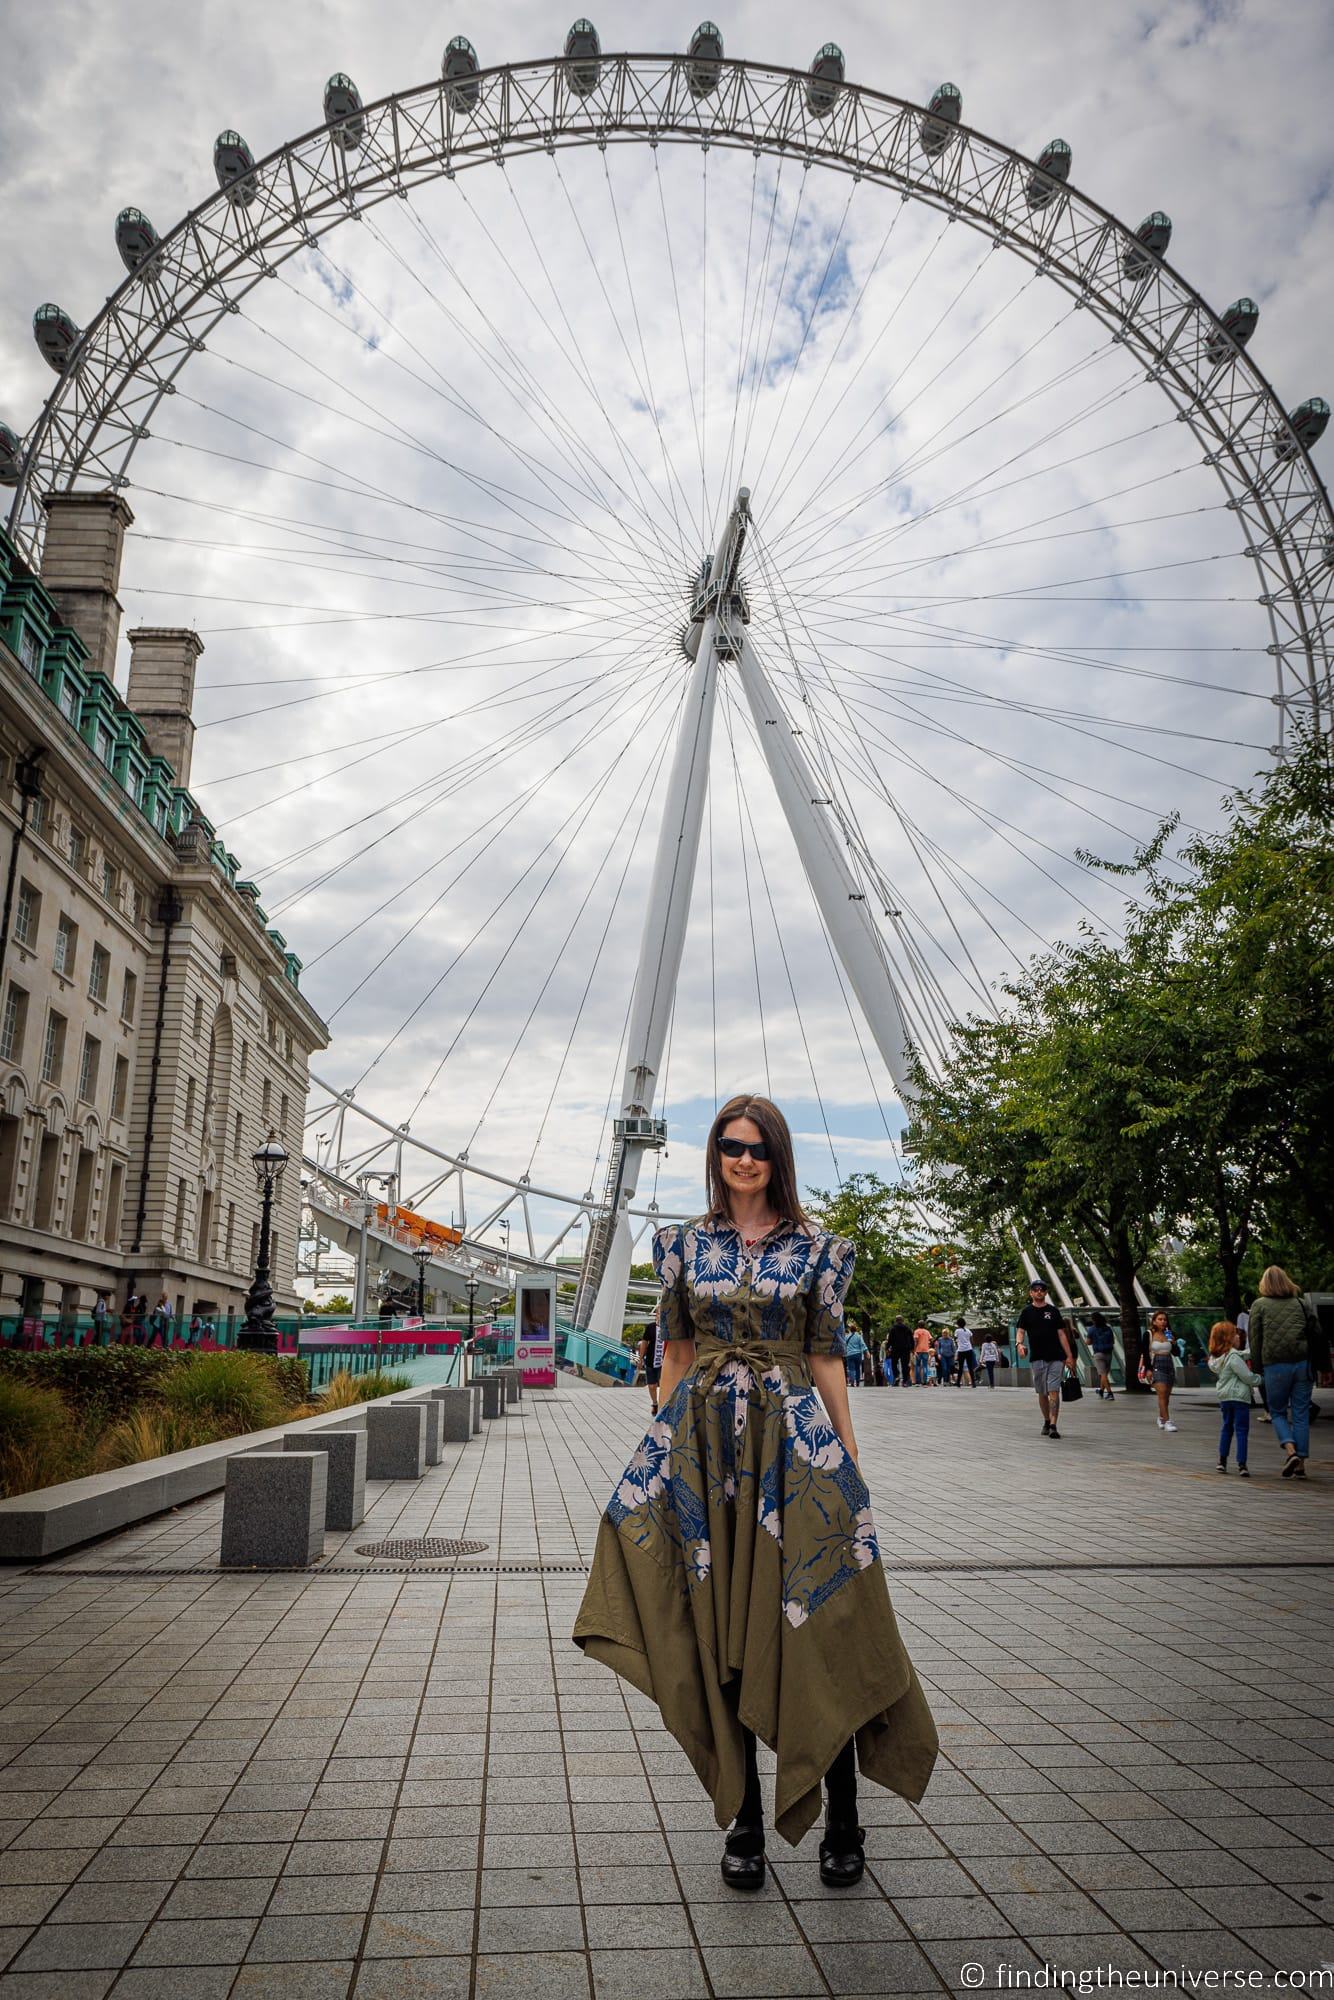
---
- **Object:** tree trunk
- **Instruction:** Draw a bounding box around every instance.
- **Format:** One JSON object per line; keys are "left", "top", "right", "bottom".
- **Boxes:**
{"left": 1213, "top": 1164, "right": 1244, "bottom": 1322}
{"left": 1111, "top": 1225, "right": 1148, "bottom": 1391}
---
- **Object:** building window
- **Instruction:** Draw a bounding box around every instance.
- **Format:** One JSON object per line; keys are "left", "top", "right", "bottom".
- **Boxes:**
{"left": 78, "top": 1034, "right": 100, "bottom": 1103}
{"left": 15, "top": 881, "right": 40, "bottom": 949}
{"left": 0, "top": 985, "right": 28, "bottom": 1064}
{"left": 184, "top": 1076, "right": 195, "bottom": 1129}
{"left": 54, "top": 914, "right": 77, "bottom": 980}
{"left": 88, "top": 944, "right": 110, "bottom": 1005}
{"left": 233, "top": 1111, "right": 242, "bottom": 1160}
{"left": 60, "top": 682, "right": 80, "bottom": 723}
{"left": 132, "top": 885, "right": 145, "bottom": 926}
{"left": 192, "top": 994, "right": 203, "bottom": 1039}
{"left": 284, "top": 1031, "right": 293, "bottom": 1061}
{"left": 19, "top": 627, "right": 42, "bottom": 676}
{"left": 120, "top": 968, "right": 138, "bottom": 1023}
{"left": 101, "top": 858, "right": 119, "bottom": 904}
{"left": 42, "top": 1011, "right": 66, "bottom": 1085}
{"left": 280, "top": 1091, "right": 289, "bottom": 1133}
{"left": 95, "top": 724, "right": 115, "bottom": 767}
{"left": 28, "top": 795, "right": 47, "bottom": 839}
{"left": 174, "top": 1177, "right": 187, "bottom": 1245}
{"left": 261, "top": 1077, "right": 271, "bottom": 1120}
{"left": 225, "top": 1202, "right": 235, "bottom": 1264}
{"left": 111, "top": 1053, "right": 129, "bottom": 1121}
{"left": 69, "top": 826, "right": 87, "bottom": 870}
{"left": 239, "top": 1041, "right": 248, "bottom": 1084}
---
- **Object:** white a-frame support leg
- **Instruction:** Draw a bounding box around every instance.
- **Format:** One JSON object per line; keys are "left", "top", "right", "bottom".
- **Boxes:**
{"left": 582, "top": 611, "right": 721, "bottom": 1340}
{"left": 734, "top": 633, "right": 918, "bottom": 1110}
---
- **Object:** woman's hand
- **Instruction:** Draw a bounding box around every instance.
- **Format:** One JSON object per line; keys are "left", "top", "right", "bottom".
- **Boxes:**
{"left": 810, "top": 1352, "right": 859, "bottom": 1469}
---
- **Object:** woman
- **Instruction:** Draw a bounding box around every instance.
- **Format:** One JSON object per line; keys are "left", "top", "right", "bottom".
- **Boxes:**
{"left": 979, "top": 1335, "right": 1000, "bottom": 1388}
{"left": 843, "top": 1322, "right": 868, "bottom": 1390}
{"left": 636, "top": 1309, "right": 662, "bottom": 1418}
{"left": 573, "top": 1093, "right": 937, "bottom": 1891}
{"left": 1147, "top": 1310, "right": 1178, "bottom": 1432}
{"left": 1250, "top": 1265, "right": 1329, "bottom": 1479}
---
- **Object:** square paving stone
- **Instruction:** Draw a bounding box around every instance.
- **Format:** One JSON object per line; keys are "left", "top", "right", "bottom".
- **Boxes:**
{"left": 809, "top": 1939, "right": 943, "bottom": 1994}
{"left": 362, "top": 1910, "right": 474, "bottom": 1956}
{"left": 589, "top": 1947, "right": 709, "bottom": 1999}
{"left": 469, "top": 1953, "right": 592, "bottom": 1998}
{"left": 248, "top": 1913, "right": 367, "bottom": 1962}
{"left": 233, "top": 1967, "right": 356, "bottom": 2000}
{"left": 158, "top": 1878, "right": 273, "bottom": 1920}
{"left": 268, "top": 1875, "right": 379, "bottom": 1916}
{"left": 892, "top": 1896, "right": 1017, "bottom": 1941}
{"left": 182, "top": 1842, "right": 290, "bottom": 1879}
{"left": 688, "top": 1902, "right": 804, "bottom": 1947}
{"left": 476, "top": 1906, "right": 587, "bottom": 1953}
{"left": 0, "top": 1974, "right": 117, "bottom": 1998}
{"left": 130, "top": 1918, "right": 259, "bottom": 1965}
{"left": 700, "top": 1944, "right": 825, "bottom": 1996}
{"left": 113, "top": 1971, "right": 238, "bottom": 2000}
{"left": 372, "top": 1873, "right": 477, "bottom": 1914}
{"left": 991, "top": 1891, "right": 1117, "bottom": 1934}
{"left": 1094, "top": 1887, "right": 1217, "bottom": 1929}
{"left": 11, "top": 1921, "right": 146, "bottom": 1972}
{"left": 582, "top": 1904, "right": 695, "bottom": 1951}
{"left": 479, "top": 1868, "right": 580, "bottom": 1907}
{"left": 792, "top": 1899, "right": 912, "bottom": 1943}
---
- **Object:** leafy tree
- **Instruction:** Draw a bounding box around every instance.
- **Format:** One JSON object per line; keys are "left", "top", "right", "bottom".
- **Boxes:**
{"left": 806, "top": 1173, "right": 956, "bottom": 1335}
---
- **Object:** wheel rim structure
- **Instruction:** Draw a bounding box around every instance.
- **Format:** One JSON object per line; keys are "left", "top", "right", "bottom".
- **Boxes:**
{"left": 9, "top": 50, "right": 1332, "bottom": 735}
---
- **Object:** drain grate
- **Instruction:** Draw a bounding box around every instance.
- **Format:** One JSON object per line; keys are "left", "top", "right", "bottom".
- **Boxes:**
{"left": 31, "top": 1560, "right": 589, "bottom": 1577}
{"left": 354, "top": 1536, "right": 489, "bottom": 1560}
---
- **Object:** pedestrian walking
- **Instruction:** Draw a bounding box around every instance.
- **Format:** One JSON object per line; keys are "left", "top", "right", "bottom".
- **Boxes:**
{"left": 574, "top": 1092, "right": 938, "bottom": 1891}
{"left": 843, "top": 1323, "right": 868, "bottom": 1389}
{"left": 1015, "top": 1278, "right": 1078, "bottom": 1439}
{"left": 1085, "top": 1311, "right": 1116, "bottom": 1400}
{"left": 149, "top": 1294, "right": 172, "bottom": 1346}
{"left": 934, "top": 1326, "right": 956, "bottom": 1387}
{"left": 1208, "top": 1322, "right": 1255, "bottom": 1476}
{"left": 978, "top": 1336, "right": 999, "bottom": 1387}
{"left": 912, "top": 1322, "right": 932, "bottom": 1385}
{"left": 953, "top": 1318, "right": 977, "bottom": 1386}
{"left": 92, "top": 1292, "right": 111, "bottom": 1343}
{"left": 636, "top": 1311, "right": 662, "bottom": 1417}
{"left": 1146, "top": 1310, "right": 1178, "bottom": 1433}
{"left": 888, "top": 1316, "right": 914, "bottom": 1387}
{"left": 1250, "top": 1266, "right": 1330, "bottom": 1480}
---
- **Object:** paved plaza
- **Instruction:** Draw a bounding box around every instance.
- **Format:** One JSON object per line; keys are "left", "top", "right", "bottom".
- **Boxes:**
{"left": 1, "top": 1376, "right": 1332, "bottom": 1999}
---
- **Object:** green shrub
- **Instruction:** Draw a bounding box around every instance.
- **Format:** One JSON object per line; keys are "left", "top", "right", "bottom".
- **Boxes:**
{"left": 0, "top": 1345, "right": 174, "bottom": 1419}
{"left": 159, "top": 1351, "right": 286, "bottom": 1436}
{"left": 0, "top": 1377, "right": 86, "bottom": 1497}
{"left": 317, "top": 1369, "right": 366, "bottom": 1410}
{"left": 272, "top": 1355, "right": 310, "bottom": 1407}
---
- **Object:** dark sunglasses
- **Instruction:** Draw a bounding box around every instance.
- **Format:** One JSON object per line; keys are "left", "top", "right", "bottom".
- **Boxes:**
{"left": 718, "top": 1136, "right": 770, "bottom": 1162}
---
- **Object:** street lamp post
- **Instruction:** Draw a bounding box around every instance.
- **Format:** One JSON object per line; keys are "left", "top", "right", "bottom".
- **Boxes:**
{"left": 466, "top": 1273, "right": 479, "bottom": 1347}
{"left": 238, "top": 1131, "right": 290, "bottom": 1353}
{"left": 413, "top": 1240, "right": 430, "bottom": 1321}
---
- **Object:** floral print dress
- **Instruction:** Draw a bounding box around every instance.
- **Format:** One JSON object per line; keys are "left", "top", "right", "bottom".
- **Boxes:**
{"left": 573, "top": 1217, "right": 938, "bottom": 1844}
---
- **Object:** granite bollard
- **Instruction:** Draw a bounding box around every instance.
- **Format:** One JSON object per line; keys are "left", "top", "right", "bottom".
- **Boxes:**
{"left": 431, "top": 1387, "right": 473, "bottom": 1444}
{"left": 499, "top": 1365, "right": 523, "bottom": 1404}
{"left": 365, "top": 1402, "right": 427, "bottom": 1479}
{"left": 470, "top": 1380, "right": 483, "bottom": 1434}
{"left": 411, "top": 1395, "right": 444, "bottom": 1466}
{"left": 283, "top": 1429, "right": 366, "bottom": 1531}
{"left": 221, "top": 1451, "right": 326, "bottom": 1567}
{"left": 480, "top": 1375, "right": 505, "bottom": 1420}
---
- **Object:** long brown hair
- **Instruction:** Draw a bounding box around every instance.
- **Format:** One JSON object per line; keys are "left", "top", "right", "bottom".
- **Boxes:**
{"left": 1258, "top": 1265, "right": 1300, "bottom": 1299}
{"left": 704, "top": 1093, "right": 812, "bottom": 1231}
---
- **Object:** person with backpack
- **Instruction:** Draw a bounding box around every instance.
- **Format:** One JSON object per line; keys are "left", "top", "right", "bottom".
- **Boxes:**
{"left": 1249, "top": 1266, "right": 1330, "bottom": 1479}
{"left": 1085, "top": 1311, "right": 1117, "bottom": 1400}
{"left": 887, "top": 1316, "right": 915, "bottom": 1387}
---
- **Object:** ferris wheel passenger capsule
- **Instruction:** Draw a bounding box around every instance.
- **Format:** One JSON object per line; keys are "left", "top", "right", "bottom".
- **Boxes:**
{"left": 1204, "top": 297, "right": 1259, "bottom": 366}
{"left": 565, "top": 20, "right": 602, "bottom": 96}
{"left": 687, "top": 21, "right": 724, "bottom": 99}
{"left": 1274, "top": 396, "right": 1329, "bottom": 462}
{"left": 214, "top": 130, "right": 258, "bottom": 205}
{"left": 33, "top": 303, "right": 81, "bottom": 374}
{"left": 1025, "top": 137, "right": 1071, "bottom": 210}
{"left": 1122, "top": 210, "right": 1172, "bottom": 280}
{"left": 443, "top": 36, "right": 480, "bottom": 113}
{"left": 324, "top": 73, "right": 365, "bottom": 151}
{"left": 805, "top": 43, "right": 845, "bottom": 118}
{"left": 115, "top": 207, "right": 160, "bottom": 273}
{"left": 920, "top": 81, "right": 962, "bottom": 158}
{"left": 0, "top": 421, "right": 22, "bottom": 485}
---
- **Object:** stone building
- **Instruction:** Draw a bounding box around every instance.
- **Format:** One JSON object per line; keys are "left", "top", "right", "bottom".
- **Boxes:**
{"left": 0, "top": 492, "right": 328, "bottom": 1331}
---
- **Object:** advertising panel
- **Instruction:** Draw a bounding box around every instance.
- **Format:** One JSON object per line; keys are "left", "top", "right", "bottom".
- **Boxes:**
{"left": 514, "top": 1275, "right": 557, "bottom": 1388}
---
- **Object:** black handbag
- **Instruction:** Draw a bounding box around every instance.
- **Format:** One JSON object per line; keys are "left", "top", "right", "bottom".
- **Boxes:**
{"left": 1060, "top": 1374, "right": 1084, "bottom": 1402}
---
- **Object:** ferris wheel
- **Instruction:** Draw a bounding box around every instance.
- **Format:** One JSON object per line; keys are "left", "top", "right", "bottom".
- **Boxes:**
{"left": 6, "top": 25, "right": 1331, "bottom": 1335}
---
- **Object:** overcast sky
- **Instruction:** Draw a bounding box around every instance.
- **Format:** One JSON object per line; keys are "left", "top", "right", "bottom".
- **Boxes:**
{"left": 3, "top": 0, "right": 1331, "bottom": 1248}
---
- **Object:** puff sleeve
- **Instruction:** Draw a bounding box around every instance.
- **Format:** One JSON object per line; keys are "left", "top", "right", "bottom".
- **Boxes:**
{"left": 651, "top": 1222, "right": 692, "bottom": 1343}
{"left": 805, "top": 1233, "right": 855, "bottom": 1356}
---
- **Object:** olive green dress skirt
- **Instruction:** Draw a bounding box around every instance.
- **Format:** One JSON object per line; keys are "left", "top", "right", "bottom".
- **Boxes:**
{"left": 573, "top": 1335, "right": 938, "bottom": 1844}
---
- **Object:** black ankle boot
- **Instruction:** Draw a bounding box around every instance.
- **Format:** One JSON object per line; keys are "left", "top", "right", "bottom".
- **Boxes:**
{"left": 720, "top": 1821, "right": 766, "bottom": 1890}
{"left": 818, "top": 1816, "right": 865, "bottom": 1888}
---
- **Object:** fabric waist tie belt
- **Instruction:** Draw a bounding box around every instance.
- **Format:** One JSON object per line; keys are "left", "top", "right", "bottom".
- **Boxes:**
{"left": 692, "top": 1335, "right": 809, "bottom": 1397}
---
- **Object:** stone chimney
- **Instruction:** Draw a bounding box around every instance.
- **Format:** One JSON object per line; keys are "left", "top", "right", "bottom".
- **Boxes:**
{"left": 39, "top": 490, "right": 134, "bottom": 680}
{"left": 126, "top": 628, "right": 204, "bottom": 787}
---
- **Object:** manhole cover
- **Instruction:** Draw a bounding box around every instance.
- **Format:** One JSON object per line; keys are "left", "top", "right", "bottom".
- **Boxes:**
{"left": 354, "top": 1537, "right": 489, "bottom": 1561}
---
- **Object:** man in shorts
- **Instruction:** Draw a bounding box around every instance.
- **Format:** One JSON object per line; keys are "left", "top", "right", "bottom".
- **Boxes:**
{"left": 1015, "top": 1278, "right": 1078, "bottom": 1439}
{"left": 1085, "top": 1311, "right": 1116, "bottom": 1399}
